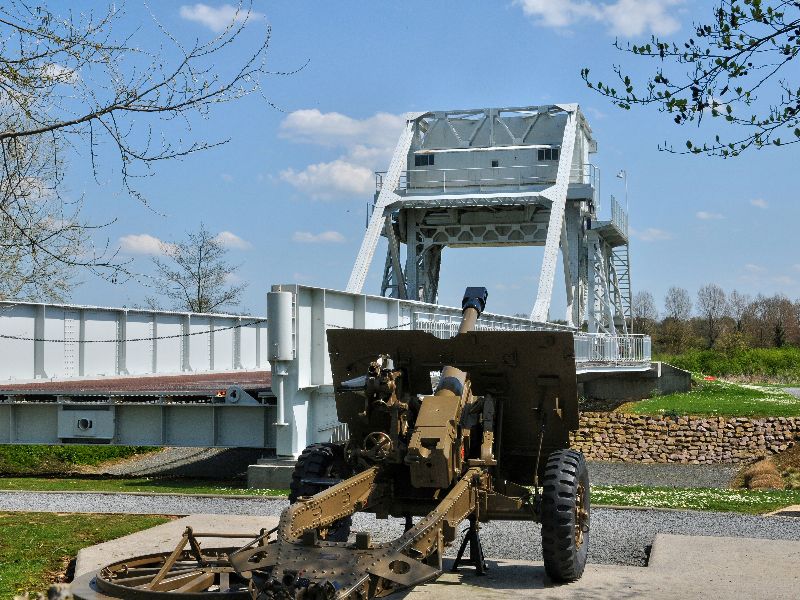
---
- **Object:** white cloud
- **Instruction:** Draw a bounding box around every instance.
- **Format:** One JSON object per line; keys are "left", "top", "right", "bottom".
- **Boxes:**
{"left": 631, "top": 227, "right": 672, "bottom": 242}
{"left": 215, "top": 230, "right": 251, "bottom": 249}
{"left": 750, "top": 198, "right": 768, "bottom": 209}
{"left": 584, "top": 106, "right": 607, "bottom": 121}
{"left": 515, "top": 0, "right": 683, "bottom": 36}
{"left": 279, "top": 109, "right": 405, "bottom": 150}
{"left": 292, "top": 230, "right": 346, "bottom": 244}
{"left": 42, "top": 63, "right": 79, "bottom": 84}
{"left": 744, "top": 263, "right": 766, "bottom": 274}
{"left": 119, "top": 234, "right": 168, "bottom": 255}
{"left": 179, "top": 3, "right": 264, "bottom": 32}
{"left": 281, "top": 160, "right": 374, "bottom": 200}
{"left": 773, "top": 275, "right": 796, "bottom": 286}
{"left": 696, "top": 211, "right": 724, "bottom": 220}
{"left": 278, "top": 110, "right": 406, "bottom": 200}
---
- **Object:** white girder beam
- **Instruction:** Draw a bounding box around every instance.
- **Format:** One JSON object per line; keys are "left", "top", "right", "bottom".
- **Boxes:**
{"left": 530, "top": 104, "right": 578, "bottom": 321}
{"left": 346, "top": 114, "right": 422, "bottom": 293}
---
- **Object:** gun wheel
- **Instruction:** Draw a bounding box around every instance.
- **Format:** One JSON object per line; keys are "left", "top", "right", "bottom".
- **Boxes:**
{"left": 74, "top": 548, "right": 250, "bottom": 599}
{"left": 540, "top": 448, "right": 590, "bottom": 583}
{"left": 289, "top": 443, "right": 352, "bottom": 542}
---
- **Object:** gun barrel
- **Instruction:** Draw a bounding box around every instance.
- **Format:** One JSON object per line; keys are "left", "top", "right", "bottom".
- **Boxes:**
{"left": 437, "top": 287, "right": 488, "bottom": 396}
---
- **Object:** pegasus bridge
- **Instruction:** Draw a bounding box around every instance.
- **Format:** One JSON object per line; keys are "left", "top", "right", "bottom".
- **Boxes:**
{"left": 0, "top": 104, "right": 665, "bottom": 460}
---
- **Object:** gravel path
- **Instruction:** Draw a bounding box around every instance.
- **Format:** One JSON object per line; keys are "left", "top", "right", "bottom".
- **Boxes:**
{"left": 588, "top": 461, "right": 739, "bottom": 488}
{"left": 784, "top": 387, "right": 800, "bottom": 399}
{"left": 2, "top": 491, "right": 799, "bottom": 567}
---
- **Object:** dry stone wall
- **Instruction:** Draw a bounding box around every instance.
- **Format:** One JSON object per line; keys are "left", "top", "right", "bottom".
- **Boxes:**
{"left": 571, "top": 412, "right": 799, "bottom": 464}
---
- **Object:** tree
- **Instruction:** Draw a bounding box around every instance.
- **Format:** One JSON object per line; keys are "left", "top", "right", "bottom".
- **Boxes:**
{"left": 0, "top": 127, "right": 87, "bottom": 301}
{"left": 761, "top": 294, "right": 798, "bottom": 347}
{"left": 631, "top": 291, "right": 658, "bottom": 334}
{"left": 661, "top": 286, "right": 694, "bottom": 352}
{"left": 582, "top": 1, "right": 800, "bottom": 156}
{"left": 697, "top": 284, "right": 728, "bottom": 347}
{"left": 0, "top": 1, "right": 280, "bottom": 297}
{"left": 150, "top": 224, "right": 247, "bottom": 313}
{"left": 664, "top": 286, "right": 692, "bottom": 321}
{"left": 728, "top": 289, "right": 752, "bottom": 332}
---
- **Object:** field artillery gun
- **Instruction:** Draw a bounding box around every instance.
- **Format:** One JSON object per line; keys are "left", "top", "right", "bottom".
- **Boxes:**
{"left": 73, "top": 287, "right": 589, "bottom": 600}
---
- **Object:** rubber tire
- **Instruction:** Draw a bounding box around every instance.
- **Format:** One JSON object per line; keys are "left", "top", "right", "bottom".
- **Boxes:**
{"left": 288, "top": 443, "right": 351, "bottom": 542}
{"left": 540, "top": 448, "right": 590, "bottom": 582}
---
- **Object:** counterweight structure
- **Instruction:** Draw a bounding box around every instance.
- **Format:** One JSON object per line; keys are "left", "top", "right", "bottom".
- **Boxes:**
{"left": 347, "top": 104, "right": 631, "bottom": 334}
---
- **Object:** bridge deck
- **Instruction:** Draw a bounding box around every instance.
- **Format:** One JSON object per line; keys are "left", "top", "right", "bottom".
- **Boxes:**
{"left": 0, "top": 370, "right": 272, "bottom": 397}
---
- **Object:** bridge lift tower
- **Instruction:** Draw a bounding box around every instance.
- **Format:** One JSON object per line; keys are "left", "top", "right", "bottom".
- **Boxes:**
{"left": 347, "top": 104, "right": 631, "bottom": 334}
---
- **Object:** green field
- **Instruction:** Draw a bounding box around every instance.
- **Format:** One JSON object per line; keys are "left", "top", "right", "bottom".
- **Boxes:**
{"left": 0, "top": 477, "right": 287, "bottom": 496}
{"left": 592, "top": 485, "right": 800, "bottom": 514}
{"left": 0, "top": 512, "right": 170, "bottom": 598}
{"left": 621, "top": 378, "right": 800, "bottom": 417}
{"left": 0, "top": 445, "right": 157, "bottom": 475}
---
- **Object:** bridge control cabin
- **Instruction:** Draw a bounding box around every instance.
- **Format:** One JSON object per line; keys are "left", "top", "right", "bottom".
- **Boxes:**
{"left": 364, "top": 105, "right": 630, "bottom": 335}
{"left": 399, "top": 106, "right": 597, "bottom": 201}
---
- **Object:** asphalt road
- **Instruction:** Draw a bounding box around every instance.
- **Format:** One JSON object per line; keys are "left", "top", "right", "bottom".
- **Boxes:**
{"left": 2, "top": 491, "right": 799, "bottom": 567}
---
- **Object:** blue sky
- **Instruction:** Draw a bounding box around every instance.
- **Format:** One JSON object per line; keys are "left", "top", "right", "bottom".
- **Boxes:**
{"left": 60, "top": 1, "right": 800, "bottom": 319}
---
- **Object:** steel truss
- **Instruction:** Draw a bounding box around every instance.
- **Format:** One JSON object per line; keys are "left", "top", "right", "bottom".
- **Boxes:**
{"left": 349, "top": 104, "right": 630, "bottom": 333}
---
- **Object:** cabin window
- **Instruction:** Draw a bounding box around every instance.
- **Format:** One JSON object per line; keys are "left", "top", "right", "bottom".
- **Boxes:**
{"left": 537, "top": 148, "right": 560, "bottom": 161}
{"left": 491, "top": 160, "right": 499, "bottom": 167}
{"left": 414, "top": 154, "right": 434, "bottom": 167}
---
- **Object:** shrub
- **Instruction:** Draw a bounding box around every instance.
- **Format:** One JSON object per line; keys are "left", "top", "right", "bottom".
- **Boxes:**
{"left": 656, "top": 346, "right": 800, "bottom": 381}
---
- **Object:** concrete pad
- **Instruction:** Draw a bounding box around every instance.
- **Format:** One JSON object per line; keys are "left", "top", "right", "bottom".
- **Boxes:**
{"left": 74, "top": 514, "right": 278, "bottom": 578}
{"left": 646, "top": 533, "right": 800, "bottom": 599}
{"left": 247, "top": 458, "right": 296, "bottom": 488}
{"left": 403, "top": 560, "right": 652, "bottom": 600}
{"left": 767, "top": 504, "right": 800, "bottom": 517}
{"left": 73, "top": 516, "right": 800, "bottom": 599}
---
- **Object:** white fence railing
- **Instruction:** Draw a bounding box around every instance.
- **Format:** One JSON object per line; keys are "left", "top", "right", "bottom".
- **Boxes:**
{"left": 610, "top": 196, "right": 629, "bottom": 235}
{"left": 374, "top": 163, "right": 599, "bottom": 202}
{"left": 0, "top": 301, "right": 268, "bottom": 382}
{"left": 413, "top": 311, "right": 650, "bottom": 369}
{"left": 573, "top": 333, "right": 651, "bottom": 366}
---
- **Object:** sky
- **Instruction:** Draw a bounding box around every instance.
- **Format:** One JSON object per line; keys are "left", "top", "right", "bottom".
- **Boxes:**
{"left": 53, "top": 0, "right": 800, "bottom": 319}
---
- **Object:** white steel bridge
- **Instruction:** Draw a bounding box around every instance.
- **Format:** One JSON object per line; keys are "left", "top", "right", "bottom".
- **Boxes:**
{"left": 0, "top": 103, "right": 652, "bottom": 457}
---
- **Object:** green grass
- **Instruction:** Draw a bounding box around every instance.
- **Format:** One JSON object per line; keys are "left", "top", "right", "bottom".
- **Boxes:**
{"left": 656, "top": 346, "right": 800, "bottom": 381}
{"left": 622, "top": 377, "right": 800, "bottom": 417}
{"left": 0, "top": 512, "right": 170, "bottom": 598}
{"left": 592, "top": 485, "right": 800, "bottom": 514}
{"left": 0, "top": 445, "right": 157, "bottom": 475}
{"left": 0, "top": 477, "right": 288, "bottom": 496}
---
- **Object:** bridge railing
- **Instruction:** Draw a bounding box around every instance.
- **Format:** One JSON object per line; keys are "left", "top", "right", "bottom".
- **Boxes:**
{"left": 412, "top": 311, "right": 651, "bottom": 369}
{"left": 573, "top": 333, "right": 651, "bottom": 368}
{"left": 0, "top": 300, "right": 268, "bottom": 382}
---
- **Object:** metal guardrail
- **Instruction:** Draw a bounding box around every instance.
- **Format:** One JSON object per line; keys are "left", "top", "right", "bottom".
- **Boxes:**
{"left": 412, "top": 312, "right": 572, "bottom": 336}
{"left": 573, "top": 333, "right": 650, "bottom": 366}
{"left": 412, "top": 311, "right": 650, "bottom": 367}
{"left": 0, "top": 300, "right": 268, "bottom": 381}
{"left": 375, "top": 163, "right": 599, "bottom": 197}
{"left": 610, "top": 196, "right": 628, "bottom": 235}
